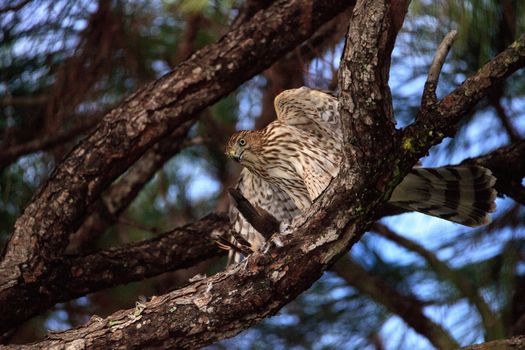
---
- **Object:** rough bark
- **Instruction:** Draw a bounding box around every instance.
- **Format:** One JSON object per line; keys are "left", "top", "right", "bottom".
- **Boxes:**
{"left": 0, "top": 0, "right": 354, "bottom": 333}
{"left": 460, "top": 336, "right": 525, "bottom": 350}
{"left": 1, "top": 1, "right": 525, "bottom": 349}
{"left": 67, "top": 122, "right": 193, "bottom": 253}
{"left": 0, "top": 0, "right": 410, "bottom": 348}
{"left": 1, "top": 138, "right": 518, "bottom": 341}
{"left": 8, "top": 214, "right": 227, "bottom": 325}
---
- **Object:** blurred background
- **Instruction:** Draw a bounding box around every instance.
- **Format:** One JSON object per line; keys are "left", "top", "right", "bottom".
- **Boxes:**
{"left": 1, "top": 0, "right": 524, "bottom": 348}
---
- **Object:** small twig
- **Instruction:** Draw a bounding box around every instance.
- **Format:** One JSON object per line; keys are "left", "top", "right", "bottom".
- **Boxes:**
{"left": 0, "top": 113, "right": 103, "bottom": 170}
{"left": 421, "top": 30, "right": 458, "bottom": 109}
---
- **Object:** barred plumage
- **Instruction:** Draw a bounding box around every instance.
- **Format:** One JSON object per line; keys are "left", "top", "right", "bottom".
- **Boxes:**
{"left": 390, "top": 166, "right": 496, "bottom": 226}
{"left": 225, "top": 87, "right": 497, "bottom": 262}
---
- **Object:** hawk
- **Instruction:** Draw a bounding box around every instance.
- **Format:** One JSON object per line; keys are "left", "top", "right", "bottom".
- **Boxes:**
{"left": 225, "top": 87, "right": 496, "bottom": 262}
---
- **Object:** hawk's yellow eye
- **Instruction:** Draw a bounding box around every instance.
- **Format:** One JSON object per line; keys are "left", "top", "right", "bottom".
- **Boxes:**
{"left": 238, "top": 138, "right": 246, "bottom": 146}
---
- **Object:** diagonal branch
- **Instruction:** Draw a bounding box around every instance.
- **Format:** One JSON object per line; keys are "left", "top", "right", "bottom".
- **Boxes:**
{"left": 2, "top": 140, "right": 522, "bottom": 347}
{"left": 2, "top": 3, "right": 525, "bottom": 349}
{"left": 0, "top": 0, "right": 355, "bottom": 333}
{"left": 67, "top": 121, "right": 194, "bottom": 252}
{"left": 43, "top": 215, "right": 227, "bottom": 313}
{"left": 421, "top": 30, "right": 458, "bottom": 108}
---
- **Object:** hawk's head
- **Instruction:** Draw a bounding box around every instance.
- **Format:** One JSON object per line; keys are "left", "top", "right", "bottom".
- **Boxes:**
{"left": 225, "top": 130, "right": 263, "bottom": 167}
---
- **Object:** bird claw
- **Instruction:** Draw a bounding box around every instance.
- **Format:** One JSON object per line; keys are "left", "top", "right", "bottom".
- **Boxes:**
{"left": 279, "top": 222, "right": 292, "bottom": 235}
{"left": 260, "top": 233, "right": 285, "bottom": 255}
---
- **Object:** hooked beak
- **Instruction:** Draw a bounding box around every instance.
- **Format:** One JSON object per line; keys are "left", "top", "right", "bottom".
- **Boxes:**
{"left": 226, "top": 147, "right": 242, "bottom": 162}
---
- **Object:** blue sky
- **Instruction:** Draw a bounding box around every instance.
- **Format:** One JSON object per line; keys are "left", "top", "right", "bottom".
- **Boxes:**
{"left": 6, "top": 1, "right": 524, "bottom": 348}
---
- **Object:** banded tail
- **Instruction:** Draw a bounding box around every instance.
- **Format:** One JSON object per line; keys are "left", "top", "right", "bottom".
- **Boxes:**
{"left": 390, "top": 165, "right": 497, "bottom": 227}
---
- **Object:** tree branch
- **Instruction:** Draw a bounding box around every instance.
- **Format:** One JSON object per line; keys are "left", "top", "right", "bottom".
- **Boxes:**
{"left": 39, "top": 215, "right": 227, "bottom": 314}
{"left": 421, "top": 30, "right": 457, "bottom": 108}
{"left": 460, "top": 335, "right": 525, "bottom": 350}
{"left": 67, "top": 121, "right": 194, "bottom": 252}
{"left": 2, "top": 3, "right": 525, "bottom": 349}
{"left": 0, "top": 0, "right": 354, "bottom": 333}
{"left": 2, "top": 134, "right": 522, "bottom": 345}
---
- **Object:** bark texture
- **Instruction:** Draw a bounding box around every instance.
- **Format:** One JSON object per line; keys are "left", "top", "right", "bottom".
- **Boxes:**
{"left": 2, "top": 135, "right": 519, "bottom": 338}
{"left": 0, "top": 0, "right": 354, "bottom": 333}
{"left": 1, "top": 0, "right": 525, "bottom": 348}
{"left": 460, "top": 336, "right": 525, "bottom": 350}
{"left": 67, "top": 122, "right": 193, "bottom": 253}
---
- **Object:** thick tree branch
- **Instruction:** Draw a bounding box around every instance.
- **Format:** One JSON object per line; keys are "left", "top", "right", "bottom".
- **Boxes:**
{"left": 0, "top": 141, "right": 515, "bottom": 343}
{"left": 0, "top": 0, "right": 354, "bottom": 333}
{"left": 2, "top": 140, "right": 521, "bottom": 347}
{"left": 67, "top": 121, "right": 194, "bottom": 252}
{"left": 2, "top": 3, "right": 525, "bottom": 349}
{"left": 0, "top": 0, "right": 406, "bottom": 348}
{"left": 36, "top": 215, "right": 227, "bottom": 315}
{"left": 43, "top": 142, "right": 525, "bottom": 312}
{"left": 0, "top": 215, "right": 226, "bottom": 342}
{"left": 332, "top": 255, "right": 459, "bottom": 350}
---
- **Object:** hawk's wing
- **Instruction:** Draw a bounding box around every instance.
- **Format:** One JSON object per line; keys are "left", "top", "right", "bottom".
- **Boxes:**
{"left": 228, "top": 168, "right": 300, "bottom": 263}
{"left": 275, "top": 87, "right": 342, "bottom": 202}
{"left": 274, "top": 87, "right": 342, "bottom": 142}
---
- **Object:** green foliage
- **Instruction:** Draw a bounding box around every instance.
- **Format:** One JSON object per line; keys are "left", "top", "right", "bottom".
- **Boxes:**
{"left": 1, "top": 0, "right": 525, "bottom": 348}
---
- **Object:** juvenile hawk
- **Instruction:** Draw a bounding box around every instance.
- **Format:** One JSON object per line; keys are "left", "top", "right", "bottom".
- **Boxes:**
{"left": 225, "top": 87, "right": 496, "bottom": 262}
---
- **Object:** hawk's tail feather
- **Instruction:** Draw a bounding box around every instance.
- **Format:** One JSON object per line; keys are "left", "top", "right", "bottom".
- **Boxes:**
{"left": 390, "top": 165, "right": 497, "bottom": 227}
